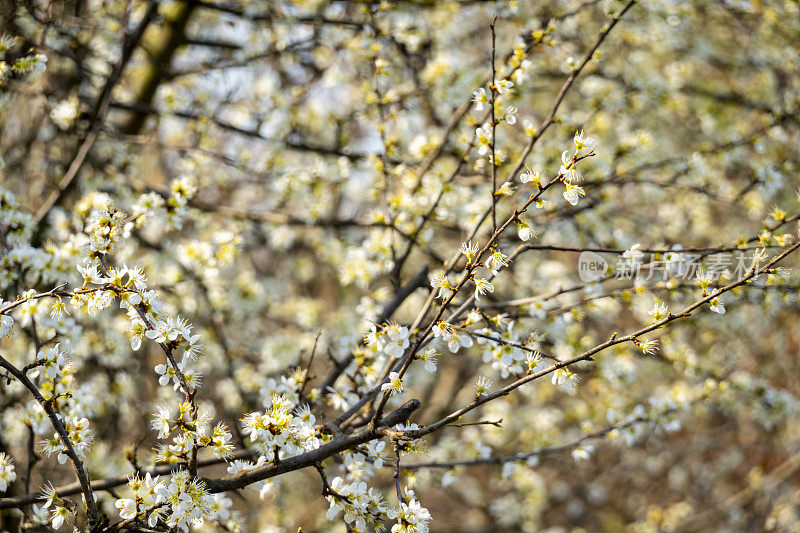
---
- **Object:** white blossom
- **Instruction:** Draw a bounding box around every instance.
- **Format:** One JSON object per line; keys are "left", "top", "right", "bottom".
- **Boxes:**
{"left": 0, "top": 452, "right": 16, "bottom": 492}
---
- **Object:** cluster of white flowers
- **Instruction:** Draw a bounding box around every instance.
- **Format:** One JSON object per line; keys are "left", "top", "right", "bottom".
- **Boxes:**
{"left": 131, "top": 176, "right": 197, "bottom": 230}
{"left": 44, "top": 194, "right": 248, "bottom": 531}
{"left": 381, "top": 323, "right": 411, "bottom": 357}
{"left": 475, "top": 120, "right": 494, "bottom": 152}
{"left": 349, "top": 322, "right": 415, "bottom": 396}
{"left": 115, "top": 472, "right": 164, "bottom": 525}
{"left": 0, "top": 36, "right": 47, "bottom": 83}
{"left": 149, "top": 317, "right": 205, "bottom": 387}
{"left": 472, "top": 75, "right": 516, "bottom": 122}
{"left": 116, "top": 471, "right": 233, "bottom": 532}
{"left": 0, "top": 191, "right": 33, "bottom": 245}
{"left": 0, "top": 191, "right": 64, "bottom": 294}
{"left": 469, "top": 44, "right": 540, "bottom": 172}
{"left": 390, "top": 487, "right": 433, "bottom": 533}
{"left": 0, "top": 186, "right": 114, "bottom": 528}
{"left": 69, "top": 206, "right": 207, "bottom": 396}
{"left": 342, "top": 440, "right": 387, "bottom": 480}
{"left": 551, "top": 366, "right": 580, "bottom": 394}
{"left": 241, "top": 393, "right": 321, "bottom": 461}
{"left": 340, "top": 244, "right": 392, "bottom": 287}
{"left": 324, "top": 476, "right": 392, "bottom": 531}
{"left": 151, "top": 402, "right": 234, "bottom": 462}
{"left": 146, "top": 471, "right": 214, "bottom": 532}
{"left": 39, "top": 486, "right": 72, "bottom": 529}
{"left": 153, "top": 357, "right": 202, "bottom": 390}
{"left": 41, "top": 416, "right": 93, "bottom": 464}
{"left": 432, "top": 322, "right": 473, "bottom": 353}
{"left": 4, "top": 2, "right": 800, "bottom": 531}
{"left": 558, "top": 130, "right": 596, "bottom": 205}
{"left": 82, "top": 203, "right": 126, "bottom": 259}
{"left": 259, "top": 369, "right": 308, "bottom": 405}
{"left": 0, "top": 451, "right": 16, "bottom": 492}
{"left": 475, "top": 321, "right": 540, "bottom": 378}
{"left": 67, "top": 205, "right": 136, "bottom": 317}
{"left": 130, "top": 192, "right": 165, "bottom": 226}
{"left": 35, "top": 343, "right": 70, "bottom": 380}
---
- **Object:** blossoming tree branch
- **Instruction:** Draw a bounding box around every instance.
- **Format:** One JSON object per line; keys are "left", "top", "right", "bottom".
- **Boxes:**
{"left": 2, "top": 0, "right": 800, "bottom": 531}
